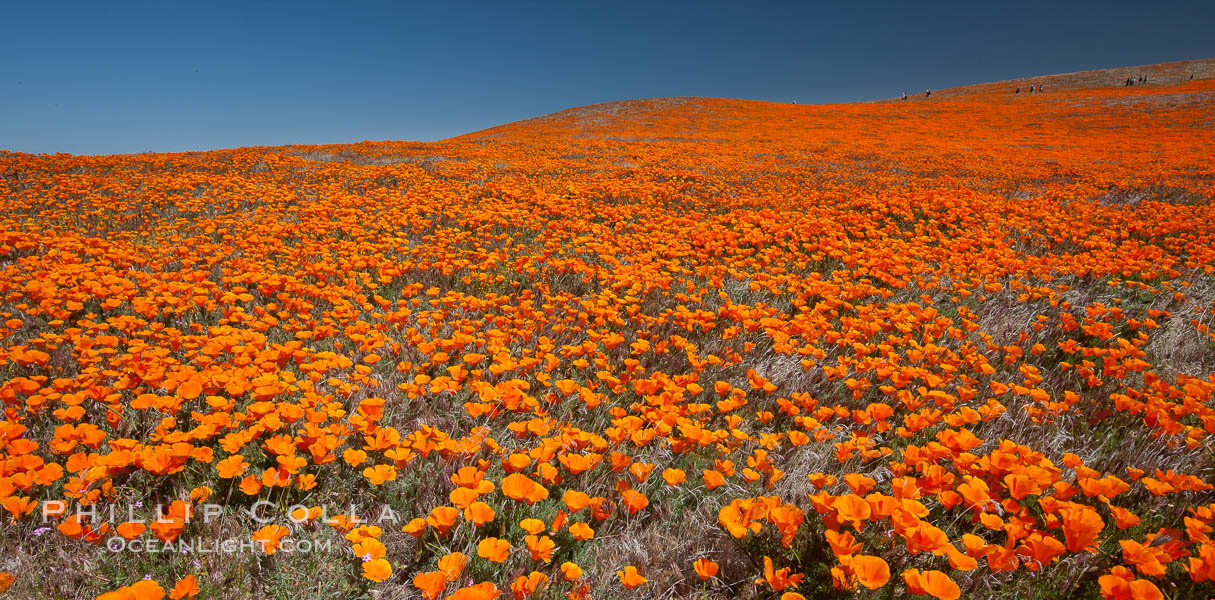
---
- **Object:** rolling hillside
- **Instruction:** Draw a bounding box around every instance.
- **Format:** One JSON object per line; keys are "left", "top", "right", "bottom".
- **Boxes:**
{"left": 1, "top": 61, "right": 1214, "bottom": 600}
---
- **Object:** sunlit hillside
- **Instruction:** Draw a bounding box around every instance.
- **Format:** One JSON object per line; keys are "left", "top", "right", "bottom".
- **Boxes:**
{"left": 1, "top": 60, "right": 1214, "bottom": 600}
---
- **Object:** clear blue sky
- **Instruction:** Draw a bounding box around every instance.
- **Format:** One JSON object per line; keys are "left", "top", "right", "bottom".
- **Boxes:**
{"left": 3, "top": 0, "right": 1212, "bottom": 155}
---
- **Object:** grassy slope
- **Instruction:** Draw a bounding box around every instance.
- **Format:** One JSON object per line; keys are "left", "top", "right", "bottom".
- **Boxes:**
{"left": 0, "top": 60, "right": 1213, "bottom": 600}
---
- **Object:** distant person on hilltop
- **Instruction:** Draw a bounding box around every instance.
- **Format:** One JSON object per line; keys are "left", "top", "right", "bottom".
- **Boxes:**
{"left": 925, "top": 89, "right": 931, "bottom": 98}
{"left": 1015, "top": 87, "right": 1020, "bottom": 94}
{"left": 901, "top": 92, "right": 907, "bottom": 100}
{"left": 1038, "top": 84, "right": 1044, "bottom": 92}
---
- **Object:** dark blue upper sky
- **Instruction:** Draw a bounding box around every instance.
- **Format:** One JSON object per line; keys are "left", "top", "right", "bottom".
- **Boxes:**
{"left": 3, "top": 0, "right": 1212, "bottom": 155}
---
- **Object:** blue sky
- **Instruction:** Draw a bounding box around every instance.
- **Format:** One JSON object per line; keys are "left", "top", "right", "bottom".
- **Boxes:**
{"left": 2, "top": 0, "right": 1213, "bottom": 155}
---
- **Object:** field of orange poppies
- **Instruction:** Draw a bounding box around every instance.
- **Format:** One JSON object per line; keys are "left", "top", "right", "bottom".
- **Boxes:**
{"left": 2, "top": 67, "right": 1215, "bottom": 600}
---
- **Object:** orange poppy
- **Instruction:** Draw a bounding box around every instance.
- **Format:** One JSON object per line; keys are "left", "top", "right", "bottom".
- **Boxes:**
{"left": 617, "top": 566, "right": 647, "bottom": 589}
{"left": 413, "top": 571, "right": 447, "bottom": 600}
{"left": 501, "top": 473, "right": 549, "bottom": 504}
{"left": 902, "top": 569, "right": 960, "bottom": 600}
{"left": 168, "top": 575, "right": 200, "bottom": 600}
{"left": 851, "top": 554, "right": 890, "bottom": 589}
{"left": 362, "top": 558, "right": 392, "bottom": 582}
{"left": 477, "top": 537, "right": 511, "bottom": 563}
